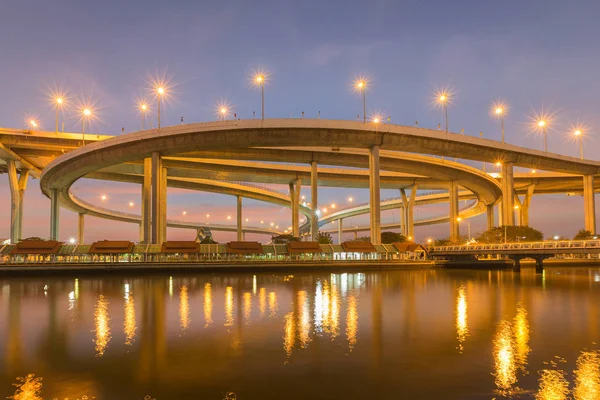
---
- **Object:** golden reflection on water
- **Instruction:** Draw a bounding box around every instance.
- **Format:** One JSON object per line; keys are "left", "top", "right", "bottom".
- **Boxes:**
{"left": 298, "top": 290, "right": 311, "bottom": 348}
{"left": 124, "top": 293, "right": 136, "bottom": 345}
{"left": 514, "top": 304, "right": 530, "bottom": 373}
{"left": 225, "top": 286, "right": 234, "bottom": 327}
{"left": 536, "top": 362, "right": 569, "bottom": 400}
{"left": 179, "top": 286, "right": 189, "bottom": 331}
{"left": 259, "top": 288, "right": 266, "bottom": 317}
{"left": 574, "top": 350, "right": 600, "bottom": 399}
{"left": 9, "top": 373, "right": 43, "bottom": 400}
{"left": 455, "top": 286, "right": 468, "bottom": 353}
{"left": 268, "top": 291, "right": 277, "bottom": 318}
{"left": 346, "top": 293, "right": 358, "bottom": 351}
{"left": 94, "top": 295, "right": 111, "bottom": 357}
{"left": 314, "top": 280, "right": 324, "bottom": 332}
{"left": 283, "top": 311, "right": 295, "bottom": 358}
{"left": 243, "top": 292, "right": 252, "bottom": 325}
{"left": 323, "top": 279, "right": 340, "bottom": 339}
{"left": 493, "top": 320, "right": 517, "bottom": 396}
{"left": 204, "top": 283, "right": 213, "bottom": 327}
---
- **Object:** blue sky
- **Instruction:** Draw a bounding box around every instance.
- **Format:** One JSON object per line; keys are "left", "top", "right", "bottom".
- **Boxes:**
{"left": 0, "top": 0, "right": 599, "bottom": 242}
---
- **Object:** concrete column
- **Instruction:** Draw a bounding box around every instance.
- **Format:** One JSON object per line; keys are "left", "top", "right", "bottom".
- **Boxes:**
{"left": 50, "top": 189, "right": 60, "bottom": 241}
{"left": 309, "top": 163, "right": 320, "bottom": 240}
{"left": 584, "top": 175, "right": 596, "bottom": 233}
{"left": 521, "top": 185, "right": 535, "bottom": 227}
{"left": 408, "top": 186, "right": 417, "bottom": 240}
{"left": 400, "top": 189, "right": 408, "bottom": 236}
{"left": 354, "top": 231, "right": 358, "bottom": 240}
{"left": 289, "top": 179, "right": 301, "bottom": 237}
{"left": 338, "top": 218, "right": 343, "bottom": 244}
{"left": 486, "top": 204, "right": 494, "bottom": 230}
{"left": 497, "top": 203, "right": 503, "bottom": 227}
{"left": 369, "top": 145, "right": 381, "bottom": 245}
{"left": 236, "top": 196, "right": 243, "bottom": 241}
{"left": 16, "top": 171, "right": 28, "bottom": 241}
{"left": 449, "top": 181, "right": 460, "bottom": 241}
{"left": 501, "top": 163, "right": 515, "bottom": 226}
{"left": 141, "top": 158, "right": 152, "bottom": 243}
{"left": 7, "top": 161, "right": 19, "bottom": 244}
{"left": 514, "top": 195, "right": 523, "bottom": 226}
{"left": 78, "top": 213, "right": 85, "bottom": 244}
{"left": 160, "top": 167, "right": 168, "bottom": 243}
{"left": 151, "top": 152, "right": 162, "bottom": 244}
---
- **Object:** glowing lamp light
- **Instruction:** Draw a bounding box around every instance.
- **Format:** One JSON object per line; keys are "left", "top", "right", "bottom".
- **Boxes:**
{"left": 495, "top": 162, "right": 502, "bottom": 167}
{"left": 255, "top": 75, "right": 264, "bottom": 83}
{"left": 83, "top": 108, "right": 91, "bottom": 116}
{"left": 129, "top": 201, "right": 134, "bottom": 207}
{"left": 574, "top": 129, "right": 582, "bottom": 136}
{"left": 227, "top": 215, "right": 231, "bottom": 220}
{"left": 29, "top": 119, "right": 37, "bottom": 128}
{"left": 495, "top": 107, "right": 503, "bottom": 115}
{"left": 537, "top": 120, "right": 546, "bottom": 128}
{"left": 157, "top": 87, "right": 165, "bottom": 95}
{"left": 101, "top": 195, "right": 107, "bottom": 201}
{"left": 514, "top": 205, "right": 520, "bottom": 210}
{"left": 69, "top": 237, "right": 76, "bottom": 245}
{"left": 456, "top": 217, "right": 462, "bottom": 222}
{"left": 141, "top": 104, "right": 148, "bottom": 111}
{"left": 183, "top": 211, "right": 187, "bottom": 216}
{"left": 56, "top": 97, "right": 63, "bottom": 105}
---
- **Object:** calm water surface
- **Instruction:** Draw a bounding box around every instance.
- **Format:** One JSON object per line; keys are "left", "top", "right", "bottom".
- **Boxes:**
{"left": 1, "top": 267, "right": 600, "bottom": 399}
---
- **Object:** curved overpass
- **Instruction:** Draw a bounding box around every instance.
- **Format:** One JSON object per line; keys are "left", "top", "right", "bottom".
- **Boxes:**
{"left": 37, "top": 119, "right": 600, "bottom": 243}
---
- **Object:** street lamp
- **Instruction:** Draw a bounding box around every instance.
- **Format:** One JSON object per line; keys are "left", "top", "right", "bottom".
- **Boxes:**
{"left": 29, "top": 119, "right": 38, "bottom": 129}
{"left": 491, "top": 102, "right": 507, "bottom": 144}
{"left": 157, "top": 87, "right": 164, "bottom": 128}
{"left": 253, "top": 72, "right": 267, "bottom": 121}
{"left": 129, "top": 201, "right": 134, "bottom": 208}
{"left": 573, "top": 129, "right": 584, "bottom": 160}
{"left": 217, "top": 104, "right": 230, "bottom": 121}
{"left": 101, "top": 194, "right": 107, "bottom": 205}
{"left": 82, "top": 108, "right": 91, "bottom": 145}
{"left": 140, "top": 103, "right": 148, "bottom": 130}
{"left": 348, "top": 196, "right": 353, "bottom": 203}
{"left": 55, "top": 97, "right": 64, "bottom": 134}
{"left": 354, "top": 78, "right": 367, "bottom": 123}
{"left": 435, "top": 89, "right": 451, "bottom": 134}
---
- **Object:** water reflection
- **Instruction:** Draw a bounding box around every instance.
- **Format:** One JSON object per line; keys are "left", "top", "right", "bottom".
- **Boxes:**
{"left": 203, "top": 283, "right": 213, "bottom": 327}
{"left": 1, "top": 269, "right": 600, "bottom": 399}
{"left": 225, "top": 286, "right": 234, "bottom": 327}
{"left": 94, "top": 294, "right": 111, "bottom": 356}
{"left": 455, "top": 286, "right": 468, "bottom": 353}
{"left": 536, "top": 360, "right": 569, "bottom": 400}
{"left": 124, "top": 293, "right": 136, "bottom": 345}
{"left": 574, "top": 350, "right": 600, "bottom": 399}
{"left": 297, "top": 290, "right": 311, "bottom": 348}
{"left": 493, "top": 320, "right": 517, "bottom": 396}
{"left": 268, "top": 291, "right": 277, "bottom": 318}
{"left": 179, "top": 285, "right": 189, "bottom": 331}
{"left": 243, "top": 292, "right": 252, "bottom": 325}
{"left": 346, "top": 293, "right": 358, "bottom": 351}
{"left": 513, "top": 304, "right": 530, "bottom": 373}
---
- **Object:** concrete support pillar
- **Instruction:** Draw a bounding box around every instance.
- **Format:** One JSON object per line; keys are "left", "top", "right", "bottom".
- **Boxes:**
{"left": 449, "top": 181, "right": 459, "bottom": 241}
{"left": 369, "top": 145, "right": 381, "bottom": 245}
{"left": 289, "top": 179, "right": 301, "bottom": 237}
{"left": 338, "top": 218, "right": 343, "bottom": 244}
{"left": 236, "top": 196, "right": 243, "bottom": 241}
{"left": 501, "top": 163, "right": 515, "bottom": 226}
{"left": 584, "top": 175, "right": 596, "bottom": 233}
{"left": 160, "top": 167, "right": 167, "bottom": 243}
{"left": 514, "top": 195, "right": 523, "bottom": 226}
{"left": 78, "top": 213, "right": 85, "bottom": 245}
{"left": 141, "top": 158, "right": 152, "bottom": 243}
{"left": 408, "top": 186, "right": 417, "bottom": 240}
{"left": 497, "top": 203, "right": 503, "bottom": 227}
{"left": 521, "top": 185, "right": 535, "bottom": 227}
{"left": 50, "top": 189, "right": 60, "bottom": 241}
{"left": 310, "top": 161, "right": 318, "bottom": 241}
{"left": 354, "top": 231, "right": 358, "bottom": 240}
{"left": 400, "top": 189, "right": 408, "bottom": 236}
{"left": 486, "top": 204, "right": 495, "bottom": 230}
{"left": 7, "top": 161, "right": 19, "bottom": 244}
{"left": 151, "top": 152, "right": 162, "bottom": 244}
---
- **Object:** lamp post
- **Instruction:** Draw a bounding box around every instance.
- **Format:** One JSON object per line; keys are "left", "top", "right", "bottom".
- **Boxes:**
{"left": 55, "top": 97, "right": 64, "bottom": 134}
{"left": 574, "top": 129, "right": 584, "bottom": 159}
{"left": 494, "top": 106, "right": 505, "bottom": 144}
{"left": 157, "top": 87, "right": 164, "bottom": 128}
{"left": 355, "top": 79, "right": 367, "bottom": 123}
{"left": 254, "top": 74, "right": 265, "bottom": 121}
{"left": 82, "top": 108, "right": 91, "bottom": 145}
{"left": 29, "top": 119, "right": 38, "bottom": 130}
{"left": 219, "top": 106, "right": 229, "bottom": 121}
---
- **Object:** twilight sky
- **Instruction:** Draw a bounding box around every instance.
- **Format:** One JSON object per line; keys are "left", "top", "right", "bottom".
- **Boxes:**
{"left": 1, "top": 0, "right": 599, "bottom": 243}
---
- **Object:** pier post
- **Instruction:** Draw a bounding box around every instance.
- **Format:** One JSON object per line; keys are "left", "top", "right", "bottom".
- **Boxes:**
{"left": 50, "top": 188, "right": 60, "bottom": 241}
{"left": 310, "top": 161, "right": 318, "bottom": 241}
{"left": 583, "top": 175, "right": 596, "bottom": 234}
{"left": 369, "top": 145, "right": 381, "bottom": 244}
{"left": 501, "top": 163, "right": 515, "bottom": 226}
{"left": 141, "top": 157, "right": 151, "bottom": 243}
{"left": 78, "top": 213, "right": 84, "bottom": 244}
{"left": 449, "top": 181, "right": 459, "bottom": 241}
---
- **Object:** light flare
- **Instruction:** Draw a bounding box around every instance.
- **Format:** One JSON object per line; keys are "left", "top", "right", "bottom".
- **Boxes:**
{"left": 179, "top": 285, "right": 190, "bottom": 331}
{"left": 94, "top": 295, "right": 111, "bottom": 356}
{"left": 456, "top": 286, "right": 468, "bottom": 353}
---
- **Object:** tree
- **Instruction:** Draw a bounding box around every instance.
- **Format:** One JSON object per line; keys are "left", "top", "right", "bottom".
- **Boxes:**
{"left": 271, "top": 234, "right": 300, "bottom": 244}
{"left": 316, "top": 231, "right": 333, "bottom": 244}
{"left": 200, "top": 236, "right": 217, "bottom": 244}
{"left": 356, "top": 236, "right": 371, "bottom": 242}
{"left": 21, "top": 237, "right": 45, "bottom": 241}
{"left": 381, "top": 231, "right": 407, "bottom": 244}
{"left": 477, "top": 225, "right": 543, "bottom": 244}
{"left": 574, "top": 229, "right": 594, "bottom": 240}
{"left": 434, "top": 238, "right": 453, "bottom": 246}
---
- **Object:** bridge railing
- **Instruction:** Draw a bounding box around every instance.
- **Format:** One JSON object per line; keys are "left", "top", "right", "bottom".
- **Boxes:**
{"left": 432, "top": 239, "right": 600, "bottom": 252}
